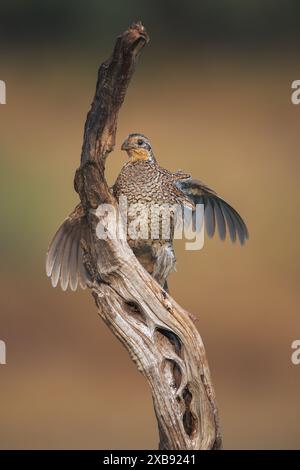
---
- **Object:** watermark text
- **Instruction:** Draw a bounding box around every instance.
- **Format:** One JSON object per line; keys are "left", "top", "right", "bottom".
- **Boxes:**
{"left": 0, "top": 340, "right": 6, "bottom": 365}
{"left": 94, "top": 196, "right": 205, "bottom": 251}
{"left": 291, "top": 340, "right": 300, "bottom": 365}
{"left": 291, "top": 80, "right": 300, "bottom": 105}
{"left": 0, "top": 80, "right": 6, "bottom": 104}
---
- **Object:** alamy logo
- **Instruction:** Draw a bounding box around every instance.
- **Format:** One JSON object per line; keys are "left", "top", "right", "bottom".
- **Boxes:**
{"left": 0, "top": 80, "right": 6, "bottom": 104}
{"left": 94, "top": 196, "right": 205, "bottom": 251}
{"left": 291, "top": 80, "right": 300, "bottom": 105}
{"left": 291, "top": 340, "right": 300, "bottom": 365}
{"left": 0, "top": 340, "right": 6, "bottom": 365}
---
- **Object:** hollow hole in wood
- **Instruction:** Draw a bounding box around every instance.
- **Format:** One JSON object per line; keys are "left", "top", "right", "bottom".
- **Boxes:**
{"left": 124, "top": 299, "right": 147, "bottom": 325}
{"left": 182, "top": 385, "right": 197, "bottom": 437}
{"left": 173, "top": 361, "right": 182, "bottom": 390}
{"left": 164, "top": 359, "right": 182, "bottom": 390}
{"left": 156, "top": 328, "right": 182, "bottom": 358}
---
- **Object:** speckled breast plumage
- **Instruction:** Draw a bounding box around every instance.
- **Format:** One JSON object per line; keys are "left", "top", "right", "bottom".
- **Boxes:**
{"left": 112, "top": 159, "right": 192, "bottom": 279}
{"left": 113, "top": 159, "right": 191, "bottom": 206}
{"left": 113, "top": 159, "right": 191, "bottom": 241}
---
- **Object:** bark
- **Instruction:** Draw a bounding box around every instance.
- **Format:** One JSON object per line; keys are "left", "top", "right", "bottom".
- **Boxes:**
{"left": 74, "top": 22, "right": 222, "bottom": 450}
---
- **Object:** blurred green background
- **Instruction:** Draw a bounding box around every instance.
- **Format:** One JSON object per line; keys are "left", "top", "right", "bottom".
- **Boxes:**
{"left": 0, "top": 0, "right": 300, "bottom": 449}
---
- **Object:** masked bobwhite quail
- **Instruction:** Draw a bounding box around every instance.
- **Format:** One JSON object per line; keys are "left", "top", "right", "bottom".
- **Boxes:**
{"left": 46, "top": 133, "right": 248, "bottom": 291}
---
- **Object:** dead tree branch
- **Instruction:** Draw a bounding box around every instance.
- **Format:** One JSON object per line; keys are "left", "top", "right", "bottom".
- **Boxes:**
{"left": 74, "top": 22, "right": 222, "bottom": 450}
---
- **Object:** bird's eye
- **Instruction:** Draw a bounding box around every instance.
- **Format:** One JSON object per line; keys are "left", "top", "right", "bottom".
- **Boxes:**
{"left": 137, "top": 139, "right": 144, "bottom": 146}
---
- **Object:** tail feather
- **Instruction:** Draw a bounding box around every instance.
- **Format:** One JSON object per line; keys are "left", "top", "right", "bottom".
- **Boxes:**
{"left": 46, "top": 206, "right": 90, "bottom": 291}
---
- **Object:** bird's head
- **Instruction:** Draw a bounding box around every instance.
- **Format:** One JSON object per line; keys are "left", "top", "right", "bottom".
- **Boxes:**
{"left": 121, "top": 133, "right": 155, "bottom": 162}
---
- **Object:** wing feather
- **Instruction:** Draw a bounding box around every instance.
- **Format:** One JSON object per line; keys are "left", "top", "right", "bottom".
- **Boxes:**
{"left": 46, "top": 204, "right": 90, "bottom": 290}
{"left": 175, "top": 178, "right": 248, "bottom": 245}
{"left": 204, "top": 197, "right": 216, "bottom": 238}
{"left": 213, "top": 199, "right": 226, "bottom": 241}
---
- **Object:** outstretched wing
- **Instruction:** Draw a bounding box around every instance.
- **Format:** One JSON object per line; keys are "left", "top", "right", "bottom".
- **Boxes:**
{"left": 175, "top": 178, "right": 249, "bottom": 245}
{"left": 46, "top": 204, "right": 91, "bottom": 291}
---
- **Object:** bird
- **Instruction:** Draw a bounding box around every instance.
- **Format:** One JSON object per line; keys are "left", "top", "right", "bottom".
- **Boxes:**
{"left": 46, "top": 133, "right": 248, "bottom": 292}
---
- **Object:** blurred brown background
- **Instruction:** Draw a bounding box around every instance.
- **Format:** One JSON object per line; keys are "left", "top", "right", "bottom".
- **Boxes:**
{"left": 0, "top": 0, "right": 300, "bottom": 450}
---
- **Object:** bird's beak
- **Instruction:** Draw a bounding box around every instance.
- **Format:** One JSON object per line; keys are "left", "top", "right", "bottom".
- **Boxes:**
{"left": 121, "top": 140, "right": 130, "bottom": 151}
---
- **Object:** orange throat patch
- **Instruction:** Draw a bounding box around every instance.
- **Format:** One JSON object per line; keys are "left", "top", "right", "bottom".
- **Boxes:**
{"left": 128, "top": 148, "right": 150, "bottom": 162}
